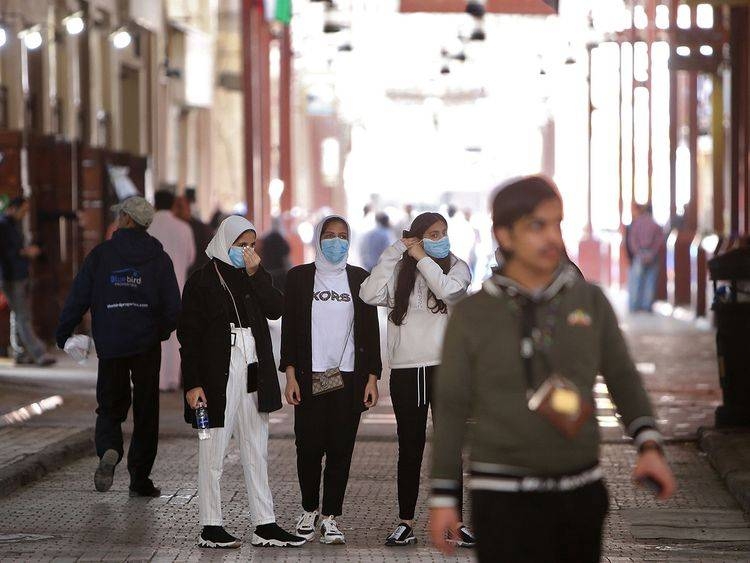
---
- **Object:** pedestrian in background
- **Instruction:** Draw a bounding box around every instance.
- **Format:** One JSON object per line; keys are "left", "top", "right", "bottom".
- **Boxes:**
{"left": 394, "top": 203, "right": 416, "bottom": 240}
{"left": 179, "top": 215, "right": 305, "bottom": 549}
{"left": 259, "top": 215, "right": 291, "bottom": 290}
{"left": 360, "top": 211, "right": 395, "bottom": 272}
{"left": 56, "top": 196, "right": 181, "bottom": 498}
{"left": 280, "top": 215, "right": 381, "bottom": 546}
{"left": 0, "top": 197, "right": 56, "bottom": 366}
{"left": 446, "top": 204, "right": 477, "bottom": 269}
{"left": 148, "top": 190, "right": 195, "bottom": 391}
{"left": 182, "top": 188, "right": 213, "bottom": 277}
{"left": 628, "top": 203, "right": 664, "bottom": 313}
{"left": 429, "top": 176, "right": 676, "bottom": 562}
{"left": 359, "top": 211, "right": 473, "bottom": 548}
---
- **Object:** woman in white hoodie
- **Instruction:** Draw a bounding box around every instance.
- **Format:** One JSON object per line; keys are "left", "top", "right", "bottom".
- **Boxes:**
{"left": 359, "top": 211, "right": 474, "bottom": 548}
{"left": 279, "top": 215, "right": 382, "bottom": 545}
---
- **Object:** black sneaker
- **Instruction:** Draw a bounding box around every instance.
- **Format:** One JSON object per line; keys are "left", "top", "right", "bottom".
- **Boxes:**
{"left": 36, "top": 355, "right": 57, "bottom": 367}
{"left": 198, "top": 526, "right": 241, "bottom": 549}
{"left": 128, "top": 478, "right": 161, "bottom": 498}
{"left": 251, "top": 523, "right": 306, "bottom": 547}
{"left": 94, "top": 449, "right": 118, "bottom": 492}
{"left": 447, "top": 524, "right": 476, "bottom": 548}
{"left": 14, "top": 355, "right": 35, "bottom": 366}
{"left": 385, "top": 522, "right": 416, "bottom": 546}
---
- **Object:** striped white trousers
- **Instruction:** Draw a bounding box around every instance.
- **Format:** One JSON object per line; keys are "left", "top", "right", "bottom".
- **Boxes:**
{"left": 198, "top": 326, "right": 275, "bottom": 526}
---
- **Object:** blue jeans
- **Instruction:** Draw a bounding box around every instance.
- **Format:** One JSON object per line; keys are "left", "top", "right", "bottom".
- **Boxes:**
{"left": 1, "top": 279, "right": 46, "bottom": 361}
{"left": 628, "top": 257, "right": 659, "bottom": 312}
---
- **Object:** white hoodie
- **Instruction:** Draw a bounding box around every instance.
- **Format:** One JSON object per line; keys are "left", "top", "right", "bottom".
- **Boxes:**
{"left": 359, "top": 240, "right": 471, "bottom": 368}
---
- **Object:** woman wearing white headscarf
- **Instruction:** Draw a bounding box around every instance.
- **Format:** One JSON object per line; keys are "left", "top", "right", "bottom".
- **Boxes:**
{"left": 279, "top": 215, "right": 382, "bottom": 545}
{"left": 178, "top": 215, "right": 305, "bottom": 549}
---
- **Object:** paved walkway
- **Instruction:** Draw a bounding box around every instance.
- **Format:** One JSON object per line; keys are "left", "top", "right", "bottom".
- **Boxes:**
{"left": 3, "top": 294, "right": 750, "bottom": 561}
{"left": 2, "top": 439, "right": 750, "bottom": 561}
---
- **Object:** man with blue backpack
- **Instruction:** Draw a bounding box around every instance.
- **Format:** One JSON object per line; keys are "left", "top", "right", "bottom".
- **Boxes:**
{"left": 56, "top": 196, "right": 181, "bottom": 497}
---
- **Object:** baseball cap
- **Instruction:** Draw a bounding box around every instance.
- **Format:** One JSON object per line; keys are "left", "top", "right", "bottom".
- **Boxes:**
{"left": 111, "top": 196, "right": 155, "bottom": 228}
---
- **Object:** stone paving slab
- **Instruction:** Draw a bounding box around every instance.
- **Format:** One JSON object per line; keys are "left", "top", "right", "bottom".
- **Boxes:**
{"left": 699, "top": 428, "right": 750, "bottom": 516}
{"left": 1, "top": 439, "right": 750, "bottom": 561}
{"left": 0, "top": 427, "right": 94, "bottom": 497}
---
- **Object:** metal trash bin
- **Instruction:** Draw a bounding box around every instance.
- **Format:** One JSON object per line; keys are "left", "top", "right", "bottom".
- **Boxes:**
{"left": 709, "top": 246, "right": 750, "bottom": 427}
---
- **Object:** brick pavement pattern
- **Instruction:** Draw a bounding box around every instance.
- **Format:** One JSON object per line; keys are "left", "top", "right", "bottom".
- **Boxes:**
{"left": 2, "top": 438, "right": 750, "bottom": 561}
{"left": 1, "top": 296, "right": 747, "bottom": 561}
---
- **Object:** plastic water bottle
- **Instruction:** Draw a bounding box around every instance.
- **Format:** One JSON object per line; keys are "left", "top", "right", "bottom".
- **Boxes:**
{"left": 195, "top": 403, "right": 210, "bottom": 440}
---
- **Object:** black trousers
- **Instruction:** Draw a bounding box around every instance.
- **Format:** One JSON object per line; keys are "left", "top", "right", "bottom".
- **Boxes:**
{"left": 95, "top": 344, "right": 161, "bottom": 487}
{"left": 294, "top": 372, "right": 361, "bottom": 517}
{"left": 390, "top": 365, "right": 463, "bottom": 521}
{"left": 472, "top": 481, "right": 609, "bottom": 563}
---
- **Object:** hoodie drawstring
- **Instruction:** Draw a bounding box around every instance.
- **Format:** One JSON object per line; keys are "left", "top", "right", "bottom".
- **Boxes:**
{"left": 416, "top": 366, "right": 428, "bottom": 408}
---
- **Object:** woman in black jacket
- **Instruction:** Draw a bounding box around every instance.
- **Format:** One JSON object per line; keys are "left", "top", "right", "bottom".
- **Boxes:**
{"left": 178, "top": 215, "right": 304, "bottom": 550}
{"left": 280, "top": 215, "right": 382, "bottom": 545}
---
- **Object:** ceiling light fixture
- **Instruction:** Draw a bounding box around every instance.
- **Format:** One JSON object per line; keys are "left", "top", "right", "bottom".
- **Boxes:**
{"left": 63, "top": 12, "right": 85, "bottom": 35}
{"left": 323, "top": 2, "right": 347, "bottom": 34}
{"left": 470, "top": 26, "right": 485, "bottom": 41}
{"left": 111, "top": 27, "right": 131, "bottom": 49}
{"left": 19, "top": 26, "right": 43, "bottom": 50}
{"left": 465, "top": 1, "right": 486, "bottom": 18}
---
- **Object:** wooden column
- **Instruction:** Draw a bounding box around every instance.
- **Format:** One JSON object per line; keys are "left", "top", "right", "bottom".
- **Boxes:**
{"left": 712, "top": 10, "right": 726, "bottom": 237}
{"left": 259, "top": 20, "right": 272, "bottom": 233}
{"left": 729, "top": 6, "right": 748, "bottom": 237}
{"left": 619, "top": 41, "right": 629, "bottom": 288}
{"left": 586, "top": 44, "right": 593, "bottom": 237}
{"left": 578, "top": 44, "right": 608, "bottom": 283}
{"left": 242, "top": 0, "right": 259, "bottom": 222}
{"left": 279, "top": 25, "right": 293, "bottom": 214}
{"left": 646, "top": 0, "right": 656, "bottom": 203}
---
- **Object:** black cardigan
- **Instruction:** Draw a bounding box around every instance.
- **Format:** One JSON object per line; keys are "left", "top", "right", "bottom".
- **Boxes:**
{"left": 178, "top": 260, "right": 284, "bottom": 427}
{"left": 279, "top": 263, "right": 382, "bottom": 413}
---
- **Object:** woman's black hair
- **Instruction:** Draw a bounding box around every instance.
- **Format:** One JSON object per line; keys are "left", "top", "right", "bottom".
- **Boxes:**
{"left": 390, "top": 212, "right": 451, "bottom": 326}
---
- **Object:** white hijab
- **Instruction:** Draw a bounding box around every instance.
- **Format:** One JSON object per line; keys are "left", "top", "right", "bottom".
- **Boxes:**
{"left": 205, "top": 215, "right": 257, "bottom": 266}
{"left": 314, "top": 214, "right": 350, "bottom": 275}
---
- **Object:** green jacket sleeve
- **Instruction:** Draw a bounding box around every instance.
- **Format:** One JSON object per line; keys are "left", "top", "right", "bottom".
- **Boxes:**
{"left": 430, "top": 304, "right": 473, "bottom": 507}
{"left": 594, "top": 286, "right": 662, "bottom": 448}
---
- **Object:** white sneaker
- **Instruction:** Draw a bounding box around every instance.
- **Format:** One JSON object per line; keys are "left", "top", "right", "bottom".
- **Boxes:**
{"left": 319, "top": 517, "right": 346, "bottom": 545}
{"left": 295, "top": 510, "right": 319, "bottom": 541}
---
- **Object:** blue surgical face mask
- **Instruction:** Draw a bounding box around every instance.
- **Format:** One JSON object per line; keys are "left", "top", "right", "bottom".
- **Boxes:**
{"left": 320, "top": 237, "right": 349, "bottom": 264}
{"left": 423, "top": 236, "right": 451, "bottom": 259}
{"left": 228, "top": 246, "right": 246, "bottom": 268}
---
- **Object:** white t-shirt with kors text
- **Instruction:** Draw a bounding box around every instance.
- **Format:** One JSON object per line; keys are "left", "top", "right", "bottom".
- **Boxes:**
{"left": 311, "top": 270, "right": 355, "bottom": 373}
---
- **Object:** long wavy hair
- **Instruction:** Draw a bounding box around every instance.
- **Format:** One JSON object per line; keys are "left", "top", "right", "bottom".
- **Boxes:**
{"left": 390, "top": 212, "right": 452, "bottom": 326}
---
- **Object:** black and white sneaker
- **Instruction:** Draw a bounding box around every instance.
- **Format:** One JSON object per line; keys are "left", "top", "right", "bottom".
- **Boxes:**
{"left": 447, "top": 524, "right": 476, "bottom": 548}
{"left": 197, "top": 526, "right": 242, "bottom": 549}
{"left": 94, "top": 449, "right": 118, "bottom": 492}
{"left": 319, "top": 516, "right": 346, "bottom": 545}
{"left": 295, "top": 510, "right": 319, "bottom": 541}
{"left": 251, "top": 523, "right": 306, "bottom": 547}
{"left": 385, "top": 523, "right": 417, "bottom": 546}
